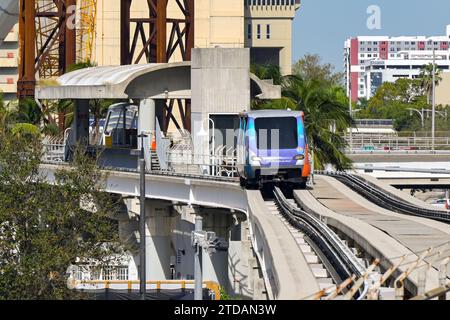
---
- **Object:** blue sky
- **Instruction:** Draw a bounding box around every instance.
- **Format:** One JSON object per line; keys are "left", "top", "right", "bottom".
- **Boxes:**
{"left": 293, "top": 0, "right": 450, "bottom": 72}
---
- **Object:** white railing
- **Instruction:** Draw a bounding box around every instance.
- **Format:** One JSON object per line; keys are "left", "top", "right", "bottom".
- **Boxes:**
{"left": 345, "top": 133, "right": 450, "bottom": 151}
{"left": 69, "top": 265, "right": 130, "bottom": 282}
{"left": 41, "top": 129, "right": 239, "bottom": 178}
{"left": 167, "top": 150, "right": 238, "bottom": 178}
{"left": 42, "top": 135, "right": 66, "bottom": 163}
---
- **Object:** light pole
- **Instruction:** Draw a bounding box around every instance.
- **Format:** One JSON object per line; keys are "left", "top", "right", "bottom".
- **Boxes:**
{"left": 432, "top": 48, "right": 436, "bottom": 152}
{"left": 408, "top": 108, "right": 425, "bottom": 129}
{"left": 193, "top": 215, "right": 203, "bottom": 301}
{"left": 347, "top": 49, "right": 353, "bottom": 151}
{"left": 137, "top": 132, "right": 148, "bottom": 298}
{"left": 197, "top": 117, "right": 216, "bottom": 175}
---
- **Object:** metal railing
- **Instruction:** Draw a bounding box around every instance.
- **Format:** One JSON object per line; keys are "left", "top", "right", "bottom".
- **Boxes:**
{"left": 69, "top": 279, "right": 221, "bottom": 300}
{"left": 40, "top": 131, "right": 240, "bottom": 180}
{"left": 345, "top": 133, "right": 450, "bottom": 151}
{"left": 41, "top": 135, "right": 66, "bottom": 164}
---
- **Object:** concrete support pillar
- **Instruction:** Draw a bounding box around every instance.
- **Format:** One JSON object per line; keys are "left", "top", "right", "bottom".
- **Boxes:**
{"left": 201, "top": 212, "right": 232, "bottom": 290}
{"left": 143, "top": 200, "right": 172, "bottom": 280}
{"left": 120, "top": 198, "right": 173, "bottom": 281}
{"left": 117, "top": 198, "right": 140, "bottom": 281}
{"left": 171, "top": 207, "right": 196, "bottom": 280}
{"left": 70, "top": 99, "right": 90, "bottom": 146}
{"left": 228, "top": 220, "right": 255, "bottom": 298}
{"left": 138, "top": 98, "right": 156, "bottom": 169}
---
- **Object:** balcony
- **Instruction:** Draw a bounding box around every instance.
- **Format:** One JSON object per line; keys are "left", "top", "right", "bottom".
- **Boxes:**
{"left": 0, "top": 50, "right": 18, "bottom": 67}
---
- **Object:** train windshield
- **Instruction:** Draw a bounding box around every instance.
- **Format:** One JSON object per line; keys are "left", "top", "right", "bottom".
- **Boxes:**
{"left": 255, "top": 117, "right": 298, "bottom": 150}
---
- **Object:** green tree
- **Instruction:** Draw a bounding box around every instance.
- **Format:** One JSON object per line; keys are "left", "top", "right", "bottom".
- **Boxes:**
{"left": 251, "top": 63, "right": 283, "bottom": 85}
{"left": 0, "top": 130, "right": 125, "bottom": 299}
{"left": 358, "top": 78, "right": 427, "bottom": 131}
{"left": 16, "top": 98, "right": 43, "bottom": 125}
{"left": 420, "top": 63, "right": 443, "bottom": 105}
{"left": 293, "top": 54, "right": 344, "bottom": 86}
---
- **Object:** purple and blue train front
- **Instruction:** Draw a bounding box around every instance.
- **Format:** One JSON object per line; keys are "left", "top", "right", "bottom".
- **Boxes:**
{"left": 244, "top": 114, "right": 311, "bottom": 185}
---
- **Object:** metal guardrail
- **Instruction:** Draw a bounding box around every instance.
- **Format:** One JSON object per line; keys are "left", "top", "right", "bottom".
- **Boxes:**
{"left": 344, "top": 133, "right": 450, "bottom": 151}
{"left": 70, "top": 279, "right": 221, "bottom": 300}
{"left": 348, "top": 150, "right": 450, "bottom": 155}
{"left": 41, "top": 136, "right": 66, "bottom": 163}
{"left": 272, "top": 187, "right": 370, "bottom": 300}
{"left": 40, "top": 137, "right": 239, "bottom": 183}
{"left": 322, "top": 171, "right": 450, "bottom": 223}
{"left": 353, "top": 165, "right": 450, "bottom": 175}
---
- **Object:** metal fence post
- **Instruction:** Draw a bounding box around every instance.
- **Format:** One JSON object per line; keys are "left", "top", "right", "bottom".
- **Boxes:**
{"left": 439, "top": 257, "right": 450, "bottom": 300}
{"left": 417, "top": 263, "right": 431, "bottom": 296}
{"left": 194, "top": 215, "right": 203, "bottom": 300}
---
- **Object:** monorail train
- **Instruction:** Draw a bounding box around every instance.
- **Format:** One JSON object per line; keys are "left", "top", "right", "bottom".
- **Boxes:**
{"left": 237, "top": 110, "right": 311, "bottom": 189}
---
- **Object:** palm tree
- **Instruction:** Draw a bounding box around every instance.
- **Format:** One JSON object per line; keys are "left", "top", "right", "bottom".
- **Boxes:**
{"left": 16, "top": 98, "right": 43, "bottom": 125}
{"left": 419, "top": 63, "right": 443, "bottom": 105}
{"left": 255, "top": 74, "right": 354, "bottom": 170}
{"left": 251, "top": 63, "right": 283, "bottom": 85}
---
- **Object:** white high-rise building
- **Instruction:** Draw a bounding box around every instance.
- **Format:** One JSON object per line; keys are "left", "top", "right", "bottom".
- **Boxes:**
{"left": 0, "top": 23, "right": 19, "bottom": 104}
{"left": 344, "top": 25, "right": 450, "bottom": 102}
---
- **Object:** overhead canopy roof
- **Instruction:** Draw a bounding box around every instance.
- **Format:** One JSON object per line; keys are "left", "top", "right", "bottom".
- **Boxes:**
{"left": 35, "top": 62, "right": 281, "bottom": 101}
{"left": 36, "top": 62, "right": 192, "bottom": 100}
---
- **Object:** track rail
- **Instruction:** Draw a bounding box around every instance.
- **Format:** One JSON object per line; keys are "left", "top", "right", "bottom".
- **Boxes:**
{"left": 323, "top": 171, "right": 450, "bottom": 224}
{"left": 272, "top": 187, "right": 369, "bottom": 299}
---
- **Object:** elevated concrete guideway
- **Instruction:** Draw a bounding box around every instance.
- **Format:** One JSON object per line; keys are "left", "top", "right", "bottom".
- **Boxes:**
{"left": 296, "top": 175, "right": 450, "bottom": 296}
{"left": 355, "top": 173, "right": 441, "bottom": 211}
{"left": 40, "top": 164, "right": 322, "bottom": 299}
{"left": 40, "top": 164, "right": 247, "bottom": 213}
{"left": 246, "top": 190, "right": 320, "bottom": 300}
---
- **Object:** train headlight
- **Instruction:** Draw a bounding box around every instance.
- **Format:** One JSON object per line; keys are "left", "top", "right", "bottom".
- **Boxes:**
{"left": 251, "top": 156, "right": 262, "bottom": 162}
{"left": 293, "top": 155, "right": 305, "bottom": 161}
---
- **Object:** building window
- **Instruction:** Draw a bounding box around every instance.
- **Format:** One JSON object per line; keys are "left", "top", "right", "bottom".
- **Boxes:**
{"left": 257, "top": 24, "right": 261, "bottom": 39}
{"left": 247, "top": 24, "right": 252, "bottom": 40}
{"left": 266, "top": 24, "right": 271, "bottom": 39}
